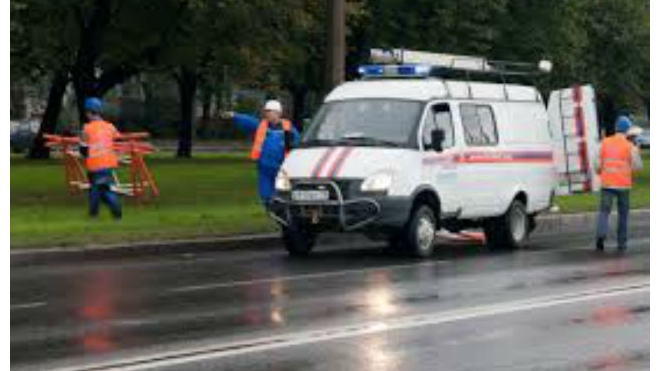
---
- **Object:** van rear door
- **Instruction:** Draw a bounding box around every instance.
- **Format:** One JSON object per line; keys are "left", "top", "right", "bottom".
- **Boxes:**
{"left": 547, "top": 85, "right": 600, "bottom": 195}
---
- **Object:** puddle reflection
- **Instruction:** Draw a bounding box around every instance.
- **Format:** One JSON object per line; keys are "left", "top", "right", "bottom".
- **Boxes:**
{"left": 78, "top": 270, "right": 118, "bottom": 353}
{"left": 361, "top": 334, "right": 400, "bottom": 371}
{"left": 365, "top": 270, "right": 397, "bottom": 316}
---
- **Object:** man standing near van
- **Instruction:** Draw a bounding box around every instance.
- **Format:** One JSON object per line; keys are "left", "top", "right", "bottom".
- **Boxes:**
{"left": 595, "top": 115, "right": 643, "bottom": 252}
{"left": 222, "top": 100, "right": 300, "bottom": 206}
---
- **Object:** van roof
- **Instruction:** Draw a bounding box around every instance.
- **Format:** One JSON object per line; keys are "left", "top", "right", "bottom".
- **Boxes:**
{"left": 325, "top": 79, "right": 542, "bottom": 103}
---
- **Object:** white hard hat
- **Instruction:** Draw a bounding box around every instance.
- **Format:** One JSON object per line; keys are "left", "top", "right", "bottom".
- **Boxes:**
{"left": 263, "top": 100, "right": 283, "bottom": 113}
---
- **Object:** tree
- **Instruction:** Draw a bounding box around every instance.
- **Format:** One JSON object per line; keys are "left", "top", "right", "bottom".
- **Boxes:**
{"left": 12, "top": 0, "right": 182, "bottom": 158}
{"left": 12, "top": 0, "right": 79, "bottom": 158}
{"left": 167, "top": 0, "right": 309, "bottom": 157}
{"left": 581, "top": 0, "right": 649, "bottom": 130}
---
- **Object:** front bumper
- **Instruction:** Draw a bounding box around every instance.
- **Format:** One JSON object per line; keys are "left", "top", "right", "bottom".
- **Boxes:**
{"left": 268, "top": 180, "right": 411, "bottom": 231}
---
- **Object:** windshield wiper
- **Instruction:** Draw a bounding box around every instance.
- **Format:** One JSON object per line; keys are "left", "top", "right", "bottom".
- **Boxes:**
{"left": 300, "top": 139, "right": 336, "bottom": 148}
{"left": 337, "top": 136, "right": 402, "bottom": 148}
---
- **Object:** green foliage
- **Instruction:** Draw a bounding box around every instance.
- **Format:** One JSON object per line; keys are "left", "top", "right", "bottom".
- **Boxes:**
{"left": 12, "top": 0, "right": 649, "bottom": 133}
{"left": 349, "top": 0, "right": 648, "bottom": 123}
{"left": 581, "top": 0, "right": 649, "bottom": 112}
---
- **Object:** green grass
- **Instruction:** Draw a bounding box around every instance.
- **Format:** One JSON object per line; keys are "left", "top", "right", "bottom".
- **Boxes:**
{"left": 11, "top": 151, "right": 650, "bottom": 248}
{"left": 11, "top": 152, "right": 277, "bottom": 248}
{"left": 556, "top": 152, "right": 650, "bottom": 213}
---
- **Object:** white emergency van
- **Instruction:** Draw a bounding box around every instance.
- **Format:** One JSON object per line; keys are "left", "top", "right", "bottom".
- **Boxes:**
{"left": 270, "top": 49, "right": 599, "bottom": 257}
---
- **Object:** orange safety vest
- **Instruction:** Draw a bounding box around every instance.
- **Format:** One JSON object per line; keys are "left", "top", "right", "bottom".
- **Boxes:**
{"left": 250, "top": 119, "right": 292, "bottom": 160}
{"left": 83, "top": 120, "right": 119, "bottom": 171}
{"left": 599, "top": 134, "right": 633, "bottom": 188}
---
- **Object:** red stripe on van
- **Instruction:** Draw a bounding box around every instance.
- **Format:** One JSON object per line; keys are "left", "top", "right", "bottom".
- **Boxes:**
{"left": 311, "top": 147, "right": 336, "bottom": 178}
{"left": 454, "top": 150, "right": 553, "bottom": 164}
{"left": 572, "top": 85, "right": 592, "bottom": 191}
{"left": 326, "top": 147, "right": 353, "bottom": 177}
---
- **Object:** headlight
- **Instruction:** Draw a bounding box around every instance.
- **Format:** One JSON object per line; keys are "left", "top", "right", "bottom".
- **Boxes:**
{"left": 361, "top": 172, "right": 393, "bottom": 193}
{"left": 275, "top": 170, "right": 291, "bottom": 191}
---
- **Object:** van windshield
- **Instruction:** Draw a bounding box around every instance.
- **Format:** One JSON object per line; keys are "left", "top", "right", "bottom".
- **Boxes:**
{"left": 302, "top": 99, "right": 424, "bottom": 148}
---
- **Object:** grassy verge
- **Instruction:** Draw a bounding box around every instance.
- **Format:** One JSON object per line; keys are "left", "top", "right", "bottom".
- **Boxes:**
{"left": 11, "top": 151, "right": 650, "bottom": 248}
{"left": 556, "top": 152, "right": 650, "bottom": 213}
{"left": 11, "top": 152, "right": 276, "bottom": 248}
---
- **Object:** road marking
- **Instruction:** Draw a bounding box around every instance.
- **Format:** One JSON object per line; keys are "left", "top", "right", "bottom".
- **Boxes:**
{"left": 53, "top": 281, "right": 649, "bottom": 371}
{"left": 11, "top": 301, "right": 47, "bottom": 310}
{"left": 167, "top": 237, "right": 650, "bottom": 294}
{"left": 167, "top": 260, "right": 449, "bottom": 293}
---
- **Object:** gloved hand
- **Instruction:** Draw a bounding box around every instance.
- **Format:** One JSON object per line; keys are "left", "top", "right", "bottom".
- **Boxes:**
{"left": 219, "top": 111, "right": 234, "bottom": 120}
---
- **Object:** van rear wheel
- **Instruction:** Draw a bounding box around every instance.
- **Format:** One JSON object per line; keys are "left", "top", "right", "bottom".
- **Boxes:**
{"left": 484, "top": 200, "right": 528, "bottom": 250}
{"left": 404, "top": 205, "right": 437, "bottom": 258}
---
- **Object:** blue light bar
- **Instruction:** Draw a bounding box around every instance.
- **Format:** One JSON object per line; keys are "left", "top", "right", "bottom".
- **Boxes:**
{"left": 358, "top": 64, "right": 432, "bottom": 78}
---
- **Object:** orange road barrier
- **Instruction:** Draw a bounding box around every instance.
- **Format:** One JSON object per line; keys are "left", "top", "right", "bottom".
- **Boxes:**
{"left": 44, "top": 132, "right": 159, "bottom": 202}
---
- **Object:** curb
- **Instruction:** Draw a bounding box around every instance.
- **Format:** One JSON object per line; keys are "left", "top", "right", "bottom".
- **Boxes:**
{"left": 11, "top": 209, "right": 649, "bottom": 266}
{"left": 10, "top": 233, "right": 281, "bottom": 266}
{"left": 534, "top": 209, "right": 649, "bottom": 235}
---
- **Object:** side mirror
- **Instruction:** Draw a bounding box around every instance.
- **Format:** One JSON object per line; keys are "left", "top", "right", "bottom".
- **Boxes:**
{"left": 431, "top": 129, "right": 445, "bottom": 152}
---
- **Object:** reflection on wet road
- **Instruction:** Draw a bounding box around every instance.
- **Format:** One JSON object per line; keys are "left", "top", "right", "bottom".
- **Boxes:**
{"left": 11, "top": 219, "right": 649, "bottom": 371}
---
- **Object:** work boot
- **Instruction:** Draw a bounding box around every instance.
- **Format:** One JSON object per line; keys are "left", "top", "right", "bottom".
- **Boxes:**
{"left": 596, "top": 238, "right": 605, "bottom": 252}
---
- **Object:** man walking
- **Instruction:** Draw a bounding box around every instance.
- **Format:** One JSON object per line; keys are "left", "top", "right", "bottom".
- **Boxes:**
{"left": 80, "top": 97, "right": 122, "bottom": 219}
{"left": 595, "top": 114, "right": 643, "bottom": 252}
{"left": 224, "top": 100, "right": 300, "bottom": 206}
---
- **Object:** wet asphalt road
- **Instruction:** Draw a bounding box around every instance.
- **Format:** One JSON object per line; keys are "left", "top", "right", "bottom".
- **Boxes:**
{"left": 11, "top": 218, "right": 649, "bottom": 371}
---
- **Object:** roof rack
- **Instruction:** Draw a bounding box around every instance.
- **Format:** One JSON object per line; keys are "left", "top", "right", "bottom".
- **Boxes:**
{"left": 369, "top": 48, "right": 552, "bottom": 76}
{"left": 364, "top": 48, "right": 550, "bottom": 102}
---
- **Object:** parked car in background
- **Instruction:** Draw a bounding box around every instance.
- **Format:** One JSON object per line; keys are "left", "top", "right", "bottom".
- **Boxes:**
{"left": 636, "top": 128, "right": 650, "bottom": 149}
{"left": 10, "top": 119, "right": 40, "bottom": 154}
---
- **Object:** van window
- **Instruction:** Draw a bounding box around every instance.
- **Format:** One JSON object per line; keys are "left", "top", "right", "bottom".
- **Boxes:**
{"left": 422, "top": 103, "right": 454, "bottom": 149}
{"left": 460, "top": 104, "right": 498, "bottom": 146}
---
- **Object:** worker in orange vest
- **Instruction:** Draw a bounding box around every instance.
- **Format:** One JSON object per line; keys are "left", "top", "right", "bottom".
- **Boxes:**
{"left": 223, "top": 100, "right": 300, "bottom": 206}
{"left": 80, "top": 97, "right": 122, "bottom": 219}
{"left": 595, "top": 115, "right": 643, "bottom": 252}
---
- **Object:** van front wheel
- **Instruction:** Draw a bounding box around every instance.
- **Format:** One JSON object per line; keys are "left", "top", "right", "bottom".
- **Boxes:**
{"left": 405, "top": 205, "right": 437, "bottom": 258}
{"left": 282, "top": 225, "right": 316, "bottom": 257}
{"left": 484, "top": 200, "right": 528, "bottom": 250}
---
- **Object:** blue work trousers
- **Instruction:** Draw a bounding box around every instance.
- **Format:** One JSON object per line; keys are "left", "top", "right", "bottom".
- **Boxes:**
{"left": 88, "top": 169, "right": 122, "bottom": 219}
{"left": 258, "top": 166, "right": 279, "bottom": 208}
{"left": 596, "top": 188, "right": 630, "bottom": 248}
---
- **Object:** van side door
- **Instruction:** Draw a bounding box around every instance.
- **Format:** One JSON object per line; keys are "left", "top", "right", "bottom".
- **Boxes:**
{"left": 456, "top": 102, "right": 501, "bottom": 217}
{"left": 419, "top": 102, "right": 460, "bottom": 215}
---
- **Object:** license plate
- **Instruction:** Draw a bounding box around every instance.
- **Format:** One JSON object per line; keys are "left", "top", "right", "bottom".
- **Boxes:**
{"left": 292, "top": 190, "right": 330, "bottom": 202}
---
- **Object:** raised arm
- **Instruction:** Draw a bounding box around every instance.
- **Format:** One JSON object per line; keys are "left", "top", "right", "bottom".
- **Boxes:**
{"left": 232, "top": 113, "right": 261, "bottom": 133}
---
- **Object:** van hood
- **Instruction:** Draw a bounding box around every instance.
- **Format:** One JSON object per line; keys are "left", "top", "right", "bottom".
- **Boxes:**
{"left": 281, "top": 146, "right": 415, "bottom": 180}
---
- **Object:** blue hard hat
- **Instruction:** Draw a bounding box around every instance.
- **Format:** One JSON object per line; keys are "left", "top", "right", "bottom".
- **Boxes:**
{"left": 615, "top": 115, "right": 632, "bottom": 133}
{"left": 84, "top": 97, "right": 103, "bottom": 113}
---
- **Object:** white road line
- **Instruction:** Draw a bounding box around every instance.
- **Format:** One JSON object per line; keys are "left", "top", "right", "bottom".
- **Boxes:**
{"left": 54, "top": 280, "right": 649, "bottom": 371}
{"left": 167, "top": 237, "right": 650, "bottom": 294}
{"left": 11, "top": 301, "right": 47, "bottom": 310}
{"left": 167, "top": 260, "right": 449, "bottom": 293}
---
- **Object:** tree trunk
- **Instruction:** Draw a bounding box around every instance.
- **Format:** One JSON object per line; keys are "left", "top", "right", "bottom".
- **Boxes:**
{"left": 175, "top": 67, "right": 197, "bottom": 158}
{"left": 598, "top": 93, "right": 616, "bottom": 137}
{"left": 72, "top": 75, "right": 88, "bottom": 124}
{"left": 289, "top": 85, "right": 307, "bottom": 131}
{"left": 27, "top": 70, "right": 69, "bottom": 159}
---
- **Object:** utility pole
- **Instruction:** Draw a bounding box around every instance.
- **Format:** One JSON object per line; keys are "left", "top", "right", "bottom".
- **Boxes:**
{"left": 325, "top": 0, "right": 345, "bottom": 93}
